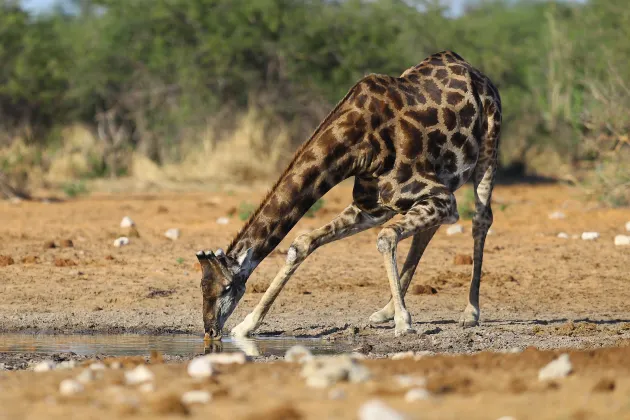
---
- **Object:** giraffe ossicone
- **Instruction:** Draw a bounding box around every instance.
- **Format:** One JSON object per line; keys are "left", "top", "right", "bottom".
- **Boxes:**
{"left": 196, "top": 50, "right": 502, "bottom": 339}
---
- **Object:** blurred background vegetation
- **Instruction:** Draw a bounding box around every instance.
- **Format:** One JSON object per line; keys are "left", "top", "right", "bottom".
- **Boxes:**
{"left": 0, "top": 0, "right": 628, "bottom": 205}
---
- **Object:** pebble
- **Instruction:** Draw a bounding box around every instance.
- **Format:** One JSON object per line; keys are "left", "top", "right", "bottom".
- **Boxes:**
{"left": 124, "top": 365, "right": 155, "bottom": 385}
{"left": 395, "top": 375, "right": 427, "bottom": 388}
{"left": 113, "top": 237, "right": 130, "bottom": 247}
{"left": 203, "top": 352, "right": 247, "bottom": 365}
{"left": 55, "top": 360, "right": 77, "bottom": 370}
{"left": 301, "top": 355, "right": 371, "bottom": 388}
{"left": 216, "top": 217, "right": 229, "bottom": 225}
{"left": 181, "top": 390, "right": 212, "bottom": 405}
{"left": 557, "top": 232, "right": 569, "bottom": 239}
{"left": 404, "top": 388, "right": 431, "bottom": 402}
{"left": 548, "top": 211, "right": 566, "bottom": 219}
{"left": 33, "top": 360, "right": 56, "bottom": 372}
{"left": 164, "top": 228, "right": 181, "bottom": 240}
{"left": 285, "top": 345, "right": 313, "bottom": 364}
{"left": 626, "top": 221, "right": 630, "bottom": 232}
{"left": 581, "top": 232, "right": 600, "bottom": 241}
{"left": 187, "top": 356, "right": 214, "bottom": 378}
{"left": 614, "top": 235, "right": 630, "bottom": 246}
{"left": 76, "top": 369, "right": 99, "bottom": 384}
{"left": 358, "top": 399, "right": 406, "bottom": 420}
{"left": 120, "top": 216, "right": 135, "bottom": 228}
{"left": 538, "top": 353, "right": 572, "bottom": 381}
{"left": 446, "top": 224, "right": 464, "bottom": 235}
{"left": 59, "top": 379, "right": 84, "bottom": 396}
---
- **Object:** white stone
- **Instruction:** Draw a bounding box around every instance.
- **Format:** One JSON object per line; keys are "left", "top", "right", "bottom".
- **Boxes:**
{"left": 89, "top": 362, "right": 106, "bottom": 371}
{"left": 395, "top": 375, "right": 427, "bottom": 388}
{"left": 33, "top": 360, "right": 56, "bottom": 372}
{"left": 76, "top": 368, "right": 99, "bottom": 384}
{"left": 216, "top": 217, "right": 229, "bottom": 225}
{"left": 538, "top": 353, "right": 572, "bottom": 381}
{"left": 120, "top": 216, "right": 135, "bottom": 228}
{"left": 113, "top": 236, "right": 130, "bottom": 247}
{"left": 124, "top": 365, "right": 155, "bottom": 385}
{"left": 164, "top": 228, "right": 181, "bottom": 240}
{"left": 626, "top": 221, "right": 630, "bottom": 232}
{"left": 614, "top": 235, "right": 630, "bottom": 246}
{"left": 187, "top": 356, "right": 214, "bottom": 378}
{"left": 55, "top": 360, "right": 77, "bottom": 370}
{"left": 557, "top": 232, "right": 569, "bottom": 239}
{"left": 446, "top": 224, "right": 464, "bottom": 235}
{"left": 301, "top": 355, "right": 371, "bottom": 388}
{"left": 358, "top": 399, "right": 406, "bottom": 420}
{"left": 285, "top": 345, "right": 313, "bottom": 364}
{"left": 203, "top": 352, "right": 247, "bottom": 364}
{"left": 404, "top": 388, "right": 431, "bottom": 402}
{"left": 390, "top": 351, "right": 415, "bottom": 360}
{"left": 548, "top": 211, "right": 566, "bottom": 220}
{"left": 413, "top": 351, "right": 435, "bottom": 360}
{"left": 59, "top": 379, "right": 84, "bottom": 395}
{"left": 110, "top": 361, "right": 122, "bottom": 370}
{"left": 181, "top": 390, "right": 212, "bottom": 405}
{"left": 581, "top": 232, "right": 600, "bottom": 241}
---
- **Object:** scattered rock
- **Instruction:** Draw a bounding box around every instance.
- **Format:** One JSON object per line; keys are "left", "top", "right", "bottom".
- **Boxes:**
{"left": 411, "top": 284, "right": 437, "bottom": 295}
{"left": 33, "top": 360, "right": 56, "bottom": 372}
{"left": 54, "top": 258, "right": 77, "bottom": 267}
{"left": 164, "top": 228, "right": 181, "bottom": 240}
{"left": 146, "top": 287, "right": 175, "bottom": 298}
{"left": 181, "top": 390, "right": 212, "bottom": 405}
{"left": 60, "top": 239, "right": 74, "bottom": 248}
{"left": 124, "top": 365, "right": 155, "bottom": 385}
{"left": 301, "top": 354, "right": 371, "bottom": 388}
{"left": 614, "top": 235, "right": 630, "bottom": 246}
{"left": 557, "top": 232, "right": 569, "bottom": 239}
{"left": 592, "top": 378, "right": 615, "bottom": 393}
{"left": 358, "top": 399, "right": 406, "bottom": 420}
{"left": 0, "top": 255, "right": 15, "bottom": 267}
{"left": 203, "top": 352, "right": 247, "bottom": 365}
{"left": 538, "top": 353, "right": 572, "bottom": 381}
{"left": 548, "top": 211, "right": 566, "bottom": 219}
{"left": 352, "top": 343, "right": 373, "bottom": 354}
{"left": 113, "top": 237, "right": 130, "bottom": 247}
{"left": 581, "top": 232, "right": 600, "bottom": 241}
{"left": 446, "top": 224, "right": 464, "bottom": 235}
{"left": 59, "top": 379, "right": 84, "bottom": 396}
{"left": 120, "top": 216, "right": 135, "bottom": 228}
{"left": 43, "top": 240, "right": 56, "bottom": 249}
{"left": 404, "top": 388, "right": 431, "bottom": 402}
{"left": 21, "top": 255, "right": 39, "bottom": 264}
{"left": 216, "top": 217, "right": 230, "bottom": 225}
{"left": 187, "top": 356, "right": 214, "bottom": 378}
{"left": 454, "top": 254, "right": 473, "bottom": 265}
{"left": 285, "top": 345, "right": 313, "bottom": 364}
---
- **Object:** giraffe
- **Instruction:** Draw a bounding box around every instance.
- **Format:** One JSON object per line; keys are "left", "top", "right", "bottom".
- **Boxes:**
{"left": 196, "top": 50, "right": 502, "bottom": 339}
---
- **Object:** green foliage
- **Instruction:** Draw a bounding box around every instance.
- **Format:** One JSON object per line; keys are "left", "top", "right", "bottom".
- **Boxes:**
{"left": 62, "top": 181, "right": 89, "bottom": 198}
{"left": 176, "top": 257, "right": 185, "bottom": 264}
{"left": 305, "top": 199, "right": 325, "bottom": 218}
{"left": 238, "top": 202, "right": 256, "bottom": 221}
{"left": 458, "top": 189, "right": 476, "bottom": 220}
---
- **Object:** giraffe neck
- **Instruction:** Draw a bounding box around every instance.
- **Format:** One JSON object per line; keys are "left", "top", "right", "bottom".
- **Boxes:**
{"left": 226, "top": 144, "right": 348, "bottom": 277}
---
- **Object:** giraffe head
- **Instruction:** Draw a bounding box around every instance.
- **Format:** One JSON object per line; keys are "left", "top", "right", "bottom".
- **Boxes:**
{"left": 196, "top": 248, "right": 253, "bottom": 339}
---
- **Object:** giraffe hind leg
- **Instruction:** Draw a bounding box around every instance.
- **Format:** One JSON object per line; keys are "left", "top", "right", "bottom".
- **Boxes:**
{"left": 369, "top": 226, "right": 438, "bottom": 324}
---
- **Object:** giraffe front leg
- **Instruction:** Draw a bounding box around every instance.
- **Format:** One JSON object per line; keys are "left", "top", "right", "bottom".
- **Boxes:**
{"left": 369, "top": 226, "right": 438, "bottom": 324}
{"left": 376, "top": 192, "right": 458, "bottom": 336}
{"left": 231, "top": 204, "right": 392, "bottom": 338}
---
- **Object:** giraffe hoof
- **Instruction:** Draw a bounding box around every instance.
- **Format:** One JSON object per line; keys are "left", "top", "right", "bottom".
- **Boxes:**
{"left": 459, "top": 305, "right": 480, "bottom": 328}
{"left": 231, "top": 313, "right": 256, "bottom": 337}
{"left": 368, "top": 308, "right": 394, "bottom": 324}
{"left": 394, "top": 326, "right": 416, "bottom": 337}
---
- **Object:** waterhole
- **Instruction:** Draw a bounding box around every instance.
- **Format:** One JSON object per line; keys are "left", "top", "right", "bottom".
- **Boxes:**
{"left": 0, "top": 333, "right": 348, "bottom": 358}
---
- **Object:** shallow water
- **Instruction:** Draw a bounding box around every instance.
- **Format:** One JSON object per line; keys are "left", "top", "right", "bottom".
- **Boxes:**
{"left": 0, "top": 333, "right": 346, "bottom": 358}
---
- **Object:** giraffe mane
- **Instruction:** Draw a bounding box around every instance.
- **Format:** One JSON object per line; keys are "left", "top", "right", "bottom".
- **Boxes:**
{"left": 226, "top": 82, "right": 361, "bottom": 255}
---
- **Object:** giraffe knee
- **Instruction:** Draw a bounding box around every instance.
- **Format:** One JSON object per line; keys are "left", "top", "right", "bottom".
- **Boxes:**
{"left": 376, "top": 228, "right": 398, "bottom": 254}
{"left": 286, "top": 234, "right": 313, "bottom": 265}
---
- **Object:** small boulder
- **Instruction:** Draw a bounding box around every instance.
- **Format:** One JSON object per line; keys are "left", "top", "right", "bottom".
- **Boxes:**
{"left": 124, "top": 365, "right": 155, "bottom": 385}
{"left": 446, "top": 224, "right": 464, "bottom": 235}
{"left": 301, "top": 355, "right": 371, "bottom": 388}
{"left": 581, "top": 232, "right": 600, "bottom": 241}
{"left": 358, "top": 400, "right": 406, "bottom": 420}
{"left": 216, "top": 217, "right": 229, "bottom": 225}
{"left": 557, "top": 232, "right": 569, "bottom": 239}
{"left": 89, "top": 362, "right": 107, "bottom": 370}
{"left": 59, "top": 379, "right": 84, "bottom": 396}
{"left": 181, "top": 390, "right": 211, "bottom": 405}
{"left": 187, "top": 356, "right": 214, "bottom": 379}
{"left": 33, "top": 360, "right": 56, "bottom": 372}
{"left": 285, "top": 345, "right": 313, "bottom": 364}
{"left": 538, "top": 353, "right": 572, "bottom": 381}
{"left": 164, "top": 228, "right": 181, "bottom": 240}
{"left": 548, "top": 211, "right": 566, "bottom": 220}
{"left": 203, "top": 352, "right": 247, "bottom": 365}
{"left": 76, "top": 368, "right": 100, "bottom": 384}
{"left": 395, "top": 375, "right": 427, "bottom": 388}
{"left": 614, "top": 235, "right": 630, "bottom": 246}
{"left": 55, "top": 360, "right": 77, "bottom": 370}
{"left": 404, "top": 388, "right": 431, "bottom": 402}
{"left": 120, "top": 216, "right": 135, "bottom": 228}
{"left": 113, "top": 237, "right": 130, "bottom": 247}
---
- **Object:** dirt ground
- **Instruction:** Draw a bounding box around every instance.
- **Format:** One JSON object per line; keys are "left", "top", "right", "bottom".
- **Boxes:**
{"left": 1, "top": 180, "right": 629, "bottom": 418}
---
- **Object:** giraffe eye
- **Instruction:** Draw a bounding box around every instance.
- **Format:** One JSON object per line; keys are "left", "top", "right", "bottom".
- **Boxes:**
{"left": 223, "top": 285, "right": 232, "bottom": 295}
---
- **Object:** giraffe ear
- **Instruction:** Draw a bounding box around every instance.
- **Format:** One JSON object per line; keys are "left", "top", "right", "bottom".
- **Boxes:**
{"left": 236, "top": 247, "right": 253, "bottom": 268}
